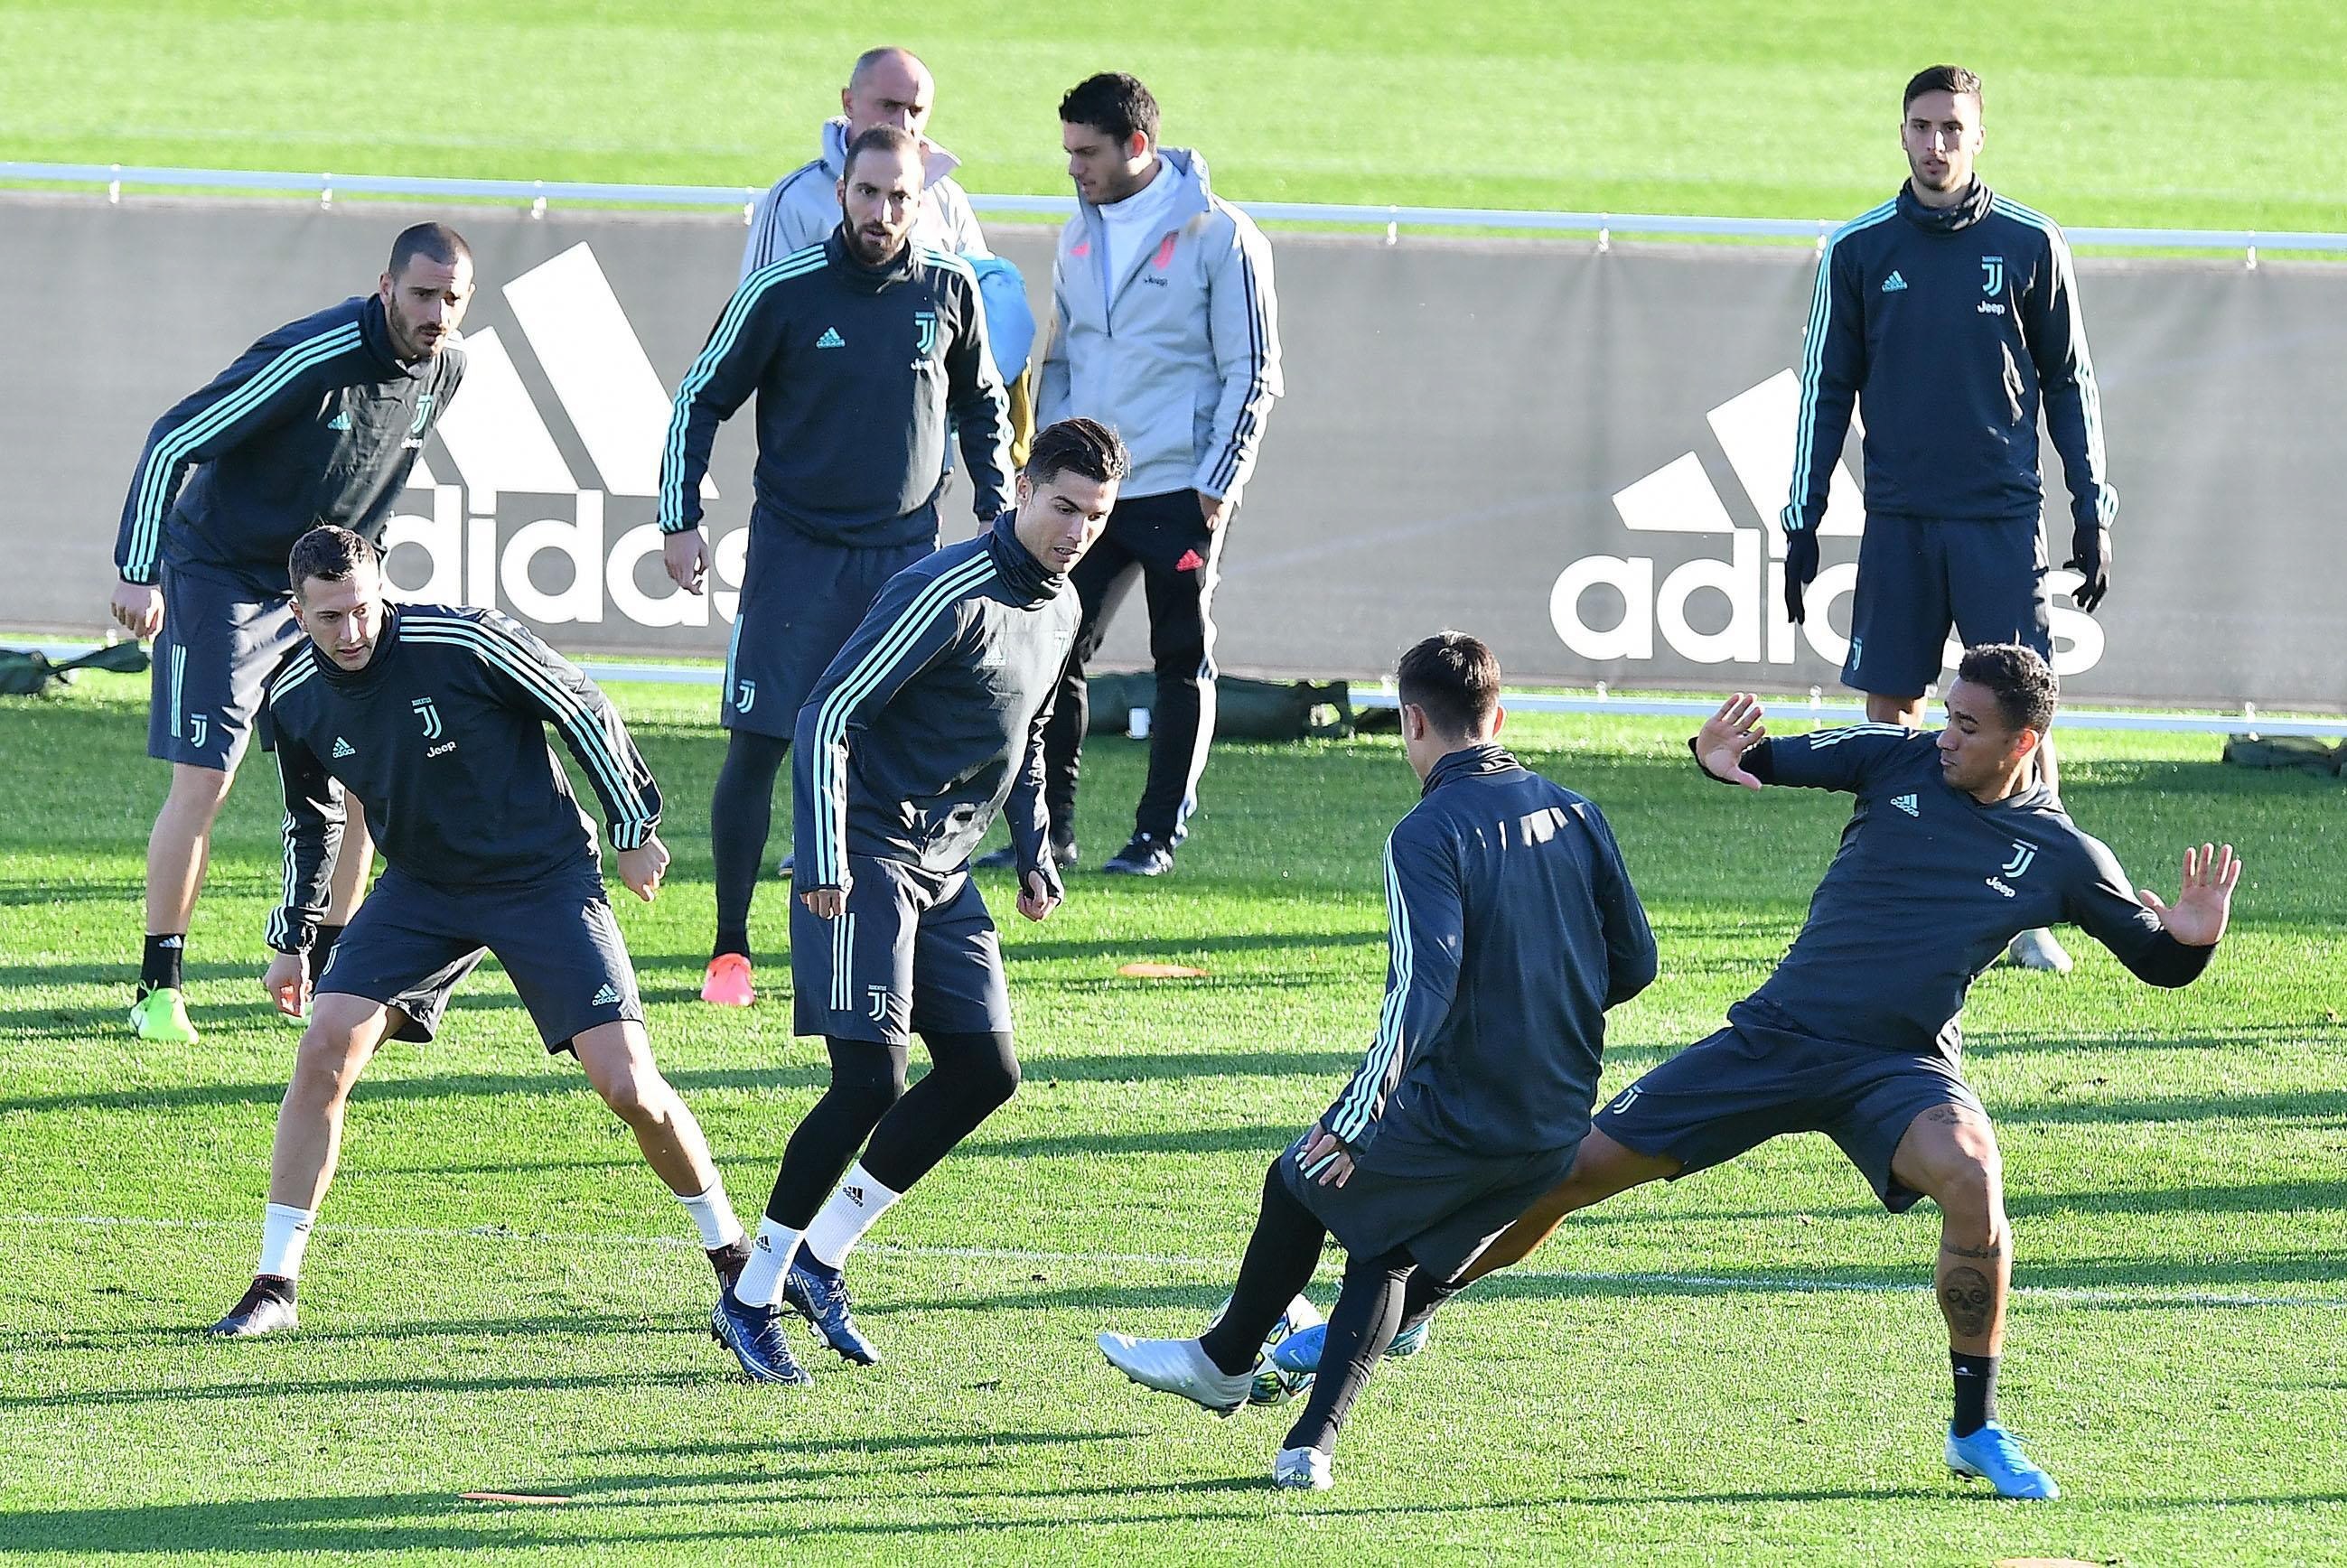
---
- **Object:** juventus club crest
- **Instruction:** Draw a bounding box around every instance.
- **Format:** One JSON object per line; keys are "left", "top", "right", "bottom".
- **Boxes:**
{"left": 866, "top": 985, "right": 892, "bottom": 1022}
{"left": 412, "top": 695, "right": 444, "bottom": 740}
{"left": 1980, "top": 256, "right": 2005, "bottom": 295}
{"left": 912, "top": 309, "right": 939, "bottom": 367}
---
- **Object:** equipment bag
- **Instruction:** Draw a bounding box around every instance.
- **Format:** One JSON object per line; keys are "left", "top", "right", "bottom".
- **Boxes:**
{"left": 1084, "top": 672, "right": 1353, "bottom": 742}
{"left": 0, "top": 641, "right": 149, "bottom": 697}
{"left": 2221, "top": 733, "right": 2342, "bottom": 776}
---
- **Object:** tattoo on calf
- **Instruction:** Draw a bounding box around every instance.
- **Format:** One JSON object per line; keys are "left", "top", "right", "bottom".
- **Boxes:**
{"left": 1939, "top": 1266, "right": 1996, "bottom": 1338}
{"left": 1940, "top": 1237, "right": 2004, "bottom": 1260}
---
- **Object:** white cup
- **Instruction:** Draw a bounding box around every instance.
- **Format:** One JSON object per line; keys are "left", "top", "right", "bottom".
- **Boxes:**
{"left": 1127, "top": 707, "right": 1152, "bottom": 740}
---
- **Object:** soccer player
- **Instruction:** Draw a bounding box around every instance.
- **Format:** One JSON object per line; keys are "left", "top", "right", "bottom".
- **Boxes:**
{"left": 660, "top": 125, "right": 1015, "bottom": 1008}
{"left": 738, "top": 46, "right": 988, "bottom": 275}
{"left": 110, "top": 224, "right": 471, "bottom": 1043}
{"left": 208, "top": 526, "right": 746, "bottom": 1337}
{"left": 1001, "top": 71, "right": 1281, "bottom": 879}
{"left": 1781, "top": 64, "right": 2118, "bottom": 975}
{"left": 708, "top": 418, "right": 1127, "bottom": 1386}
{"left": 1384, "top": 647, "right": 2238, "bottom": 1498}
{"left": 1095, "top": 632, "right": 1657, "bottom": 1490}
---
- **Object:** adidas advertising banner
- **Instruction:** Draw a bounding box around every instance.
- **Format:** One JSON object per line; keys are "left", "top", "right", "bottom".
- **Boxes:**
{"left": 4, "top": 197, "right": 2342, "bottom": 707}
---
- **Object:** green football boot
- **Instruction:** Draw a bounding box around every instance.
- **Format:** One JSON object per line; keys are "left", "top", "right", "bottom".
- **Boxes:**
{"left": 129, "top": 986, "right": 199, "bottom": 1044}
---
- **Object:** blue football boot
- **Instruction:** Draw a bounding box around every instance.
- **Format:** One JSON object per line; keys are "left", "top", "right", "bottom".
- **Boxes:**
{"left": 783, "top": 1258, "right": 881, "bottom": 1366}
{"left": 1269, "top": 1317, "right": 1434, "bottom": 1377}
{"left": 710, "top": 1289, "right": 812, "bottom": 1386}
{"left": 1945, "top": 1423, "right": 2061, "bottom": 1499}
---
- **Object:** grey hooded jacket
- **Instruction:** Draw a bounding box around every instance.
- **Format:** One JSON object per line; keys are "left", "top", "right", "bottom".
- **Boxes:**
{"left": 1037, "top": 148, "right": 1281, "bottom": 504}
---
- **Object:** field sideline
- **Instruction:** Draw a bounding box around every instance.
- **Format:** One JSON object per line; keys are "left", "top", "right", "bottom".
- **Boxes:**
{"left": 6, "top": 2, "right": 2347, "bottom": 232}
{"left": 2, "top": 674, "right": 2342, "bottom": 1563}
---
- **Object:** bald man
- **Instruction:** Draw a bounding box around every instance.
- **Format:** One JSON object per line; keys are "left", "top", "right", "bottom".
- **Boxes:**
{"left": 742, "top": 46, "right": 990, "bottom": 277}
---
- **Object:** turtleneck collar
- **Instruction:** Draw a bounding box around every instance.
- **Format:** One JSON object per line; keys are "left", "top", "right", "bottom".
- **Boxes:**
{"left": 1421, "top": 742, "right": 1520, "bottom": 796}
{"left": 1896, "top": 177, "right": 1996, "bottom": 233}
{"left": 984, "top": 513, "right": 1062, "bottom": 607}
{"left": 825, "top": 224, "right": 919, "bottom": 293}
{"left": 358, "top": 294, "right": 431, "bottom": 380}
{"left": 315, "top": 602, "right": 403, "bottom": 692}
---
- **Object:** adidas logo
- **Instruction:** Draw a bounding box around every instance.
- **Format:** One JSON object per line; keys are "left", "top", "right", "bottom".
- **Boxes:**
{"left": 328, "top": 410, "right": 353, "bottom": 431}
{"left": 592, "top": 983, "right": 621, "bottom": 1006}
{"left": 1573, "top": 368, "right": 2101, "bottom": 678}
{"left": 843, "top": 1186, "right": 866, "bottom": 1206}
{"left": 382, "top": 242, "right": 724, "bottom": 629}
{"left": 1880, "top": 271, "right": 1908, "bottom": 293}
{"left": 815, "top": 327, "right": 846, "bottom": 349}
{"left": 332, "top": 737, "right": 356, "bottom": 758}
{"left": 1893, "top": 793, "right": 1920, "bottom": 817}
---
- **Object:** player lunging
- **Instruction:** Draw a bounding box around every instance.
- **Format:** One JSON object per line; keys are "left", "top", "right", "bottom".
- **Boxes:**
{"left": 1345, "top": 646, "right": 2237, "bottom": 1499}
{"left": 710, "top": 419, "right": 1125, "bottom": 1385}
{"left": 1097, "top": 633, "right": 1655, "bottom": 1489}
{"left": 210, "top": 527, "right": 747, "bottom": 1336}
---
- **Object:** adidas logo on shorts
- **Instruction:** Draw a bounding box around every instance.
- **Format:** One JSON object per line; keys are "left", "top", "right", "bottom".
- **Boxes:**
{"left": 1892, "top": 793, "right": 1920, "bottom": 817}
{"left": 591, "top": 983, "right": 621, "bottom": 1006}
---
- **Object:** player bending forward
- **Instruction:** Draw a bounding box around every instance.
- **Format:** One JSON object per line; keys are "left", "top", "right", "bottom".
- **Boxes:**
{"left": 1098, "top": 632, "right": 1656, "bottom": 1489}
{"left": 1299, "top": 644, "right": 2238, "bottom": 1499}
{"left": 709, "top": 419, "right": 1126, "bottom": 1385}
{"left": 210, "top": 526, "right": 748, "bottom": 1336}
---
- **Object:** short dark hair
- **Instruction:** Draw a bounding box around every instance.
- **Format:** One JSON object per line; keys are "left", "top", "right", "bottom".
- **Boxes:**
{"left": 288, "top": 526, "right": 379, "bottom": 598}
{"left": 1024, "top": 417, "right": 1130, "bottom": 488}
{"left": 843, "top": 123, "right": 922, "bottom": 184}
{"left": 1957, "top": 642, "right": 2057, "bottom": 734}
{"left": 388, "top": 222, "right": 471, "bottom": 278}
{"left": 1059, "top": 72, "right": 1159, "bottom": 148}
{"left": 1396, "top": 631, "right": 1501, "bottom": 739}
{"left": 1903, "top": 64, "right": 1983, "bottom": 112}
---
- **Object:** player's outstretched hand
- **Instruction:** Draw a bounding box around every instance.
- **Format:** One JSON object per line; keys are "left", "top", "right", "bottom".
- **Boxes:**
{"left": 662, "top": 530, "right": 708, "bottom": 594}
{"left": 2067, "top": 523, "right": 2112, "bottom": 614}
{"left": 2141, "top": 841, "right": 2240, "bottom": 946}
{"left": 110, "top": 581, "right": 164, "bottom": 640}
{"left": 616, "top": 835, "right": 669, "bottom": 903}
{"left": 263, "top": 951, "right": 310, "bottom": 1020}
{"left": 799, "top": 886, "right": 846, "bottom": 919}
{"left": 1295, "top": 1121, "right": 1356, "bottom": 1188}
{"left": 1695, "top": 694, "right": 1768, "bottom": 789}
{"left": 1781, "top": 530, "right": 1819, "bottom": 624}
{"left": 1016, "top": 866, "right": 1062, "bottom": 923}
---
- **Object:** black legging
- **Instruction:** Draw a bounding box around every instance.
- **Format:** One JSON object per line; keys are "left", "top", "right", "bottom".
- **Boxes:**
{"left": 1196, "top": 1160, "right": 1434, "bottom": 1456}
{"left": 710, "top": 730, "right": 790, "bottom": 958}
{"left": 762, "top": 1031, "right": 1020, "bottom": 1227}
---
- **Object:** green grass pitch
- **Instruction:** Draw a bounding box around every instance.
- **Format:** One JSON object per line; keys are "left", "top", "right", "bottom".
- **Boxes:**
{"left": 5, "top": 1, "right": 2347, "bottom": 231}
{"left": 1, "top": 675, "right": 2342, "bottom": 1563}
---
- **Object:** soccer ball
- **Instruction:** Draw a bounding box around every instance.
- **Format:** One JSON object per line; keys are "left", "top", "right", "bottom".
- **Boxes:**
{"left": 1206, "top": 1293, "right": 1323, "bottom": 1405}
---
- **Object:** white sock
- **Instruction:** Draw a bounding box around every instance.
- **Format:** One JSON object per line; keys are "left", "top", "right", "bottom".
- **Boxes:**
{"left": 801, "top": 1162, "right": 903, "bottom": 1269}
{"left": 258, "top": 1202, "right": 315, "bottom": 1282}
{"left": 678, "top": 1180, "right": 744, "bottom": 1251}
{"left": 731, "top": 1217, "right": 802, "bottom": 1308}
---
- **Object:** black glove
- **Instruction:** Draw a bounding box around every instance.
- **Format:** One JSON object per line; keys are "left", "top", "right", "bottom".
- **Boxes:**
{"left": 1782, "top": 529, "right": 1820, "bottom": 624}
{"left": 2067, "top": 523, "right": 2111, "bottom": 614}
{"left": 1021, "top": 856, "right": 1065, "bottom": 908}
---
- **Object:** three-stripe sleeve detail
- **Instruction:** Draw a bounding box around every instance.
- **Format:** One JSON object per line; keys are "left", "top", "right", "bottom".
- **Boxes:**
{"left": 1329, "top": 832, "right": 1413, "bottom": 1142}
{"left": 398, "top": 615, "right": 658, "bottom": 847}
{"left": 125, "top": 322, "right": 361, "bottom": 580}
{"left": 1783, "top": 202, "right": 1897, "bottom": 533}
{"left": 804, "top": 554, "right": 996, "bottom": 888}
{"left": 657, "top": 246, "right": 828, "bottom": 533}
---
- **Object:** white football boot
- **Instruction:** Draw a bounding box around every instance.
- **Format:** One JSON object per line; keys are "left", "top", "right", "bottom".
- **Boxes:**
{"left": 1273, "top": 1446, "right": 1334, "bottom": 1490}
{"left": 1096, "top": 1332, "right": 1252, "bottom": 1416}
